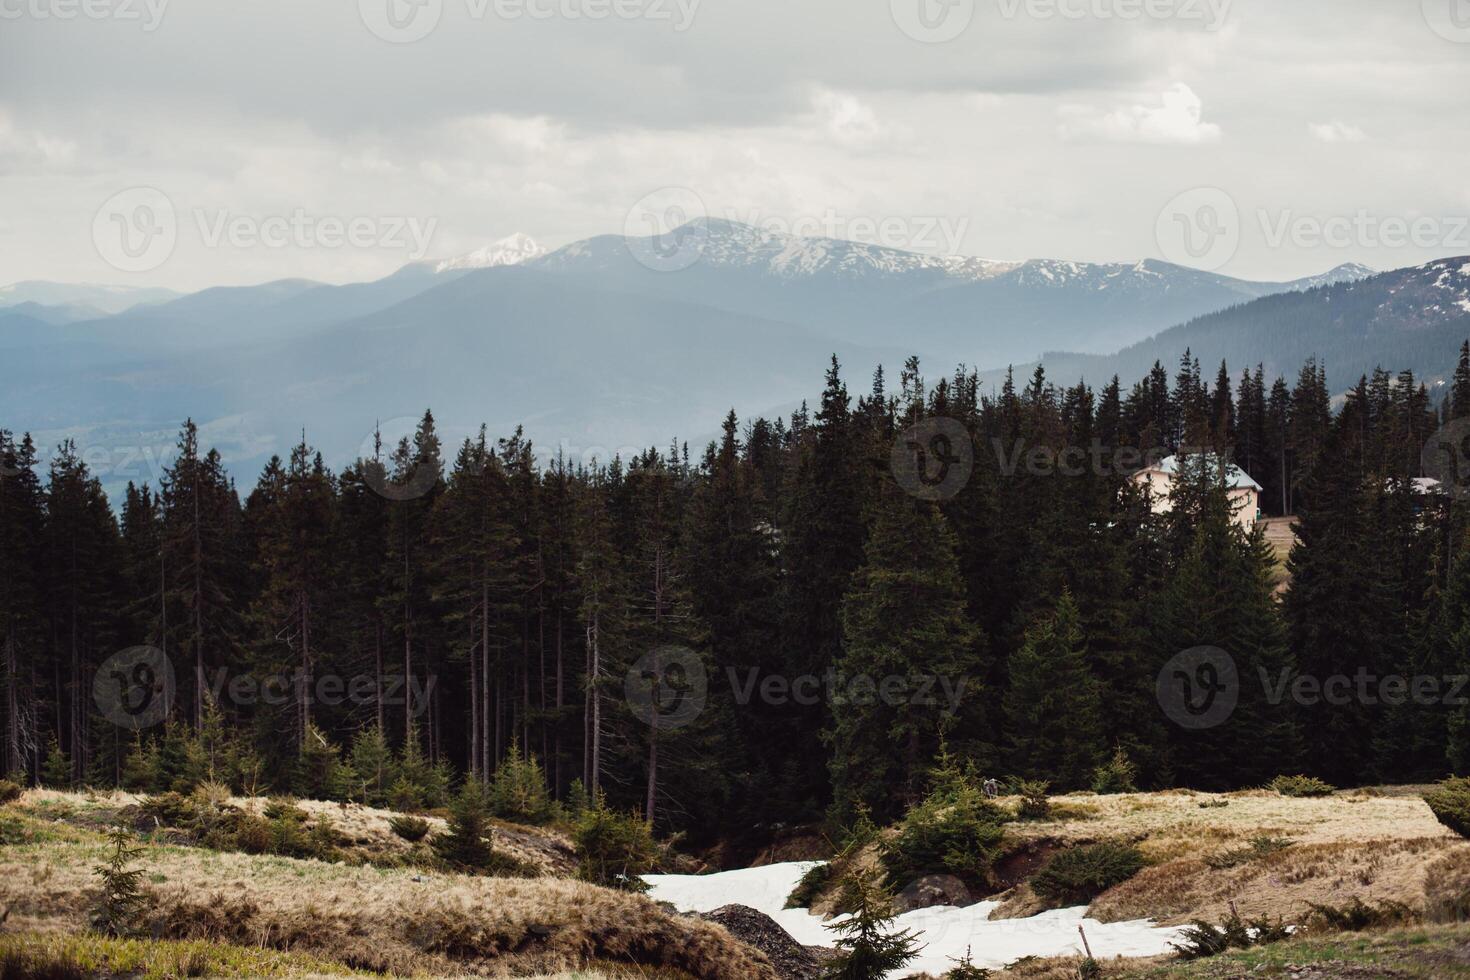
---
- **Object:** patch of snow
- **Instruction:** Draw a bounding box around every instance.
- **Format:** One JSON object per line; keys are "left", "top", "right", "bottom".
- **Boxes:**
{"left": 434, "top": 233, "right": 546, "bottom": 273}
{"left": 644, "top": 861, "right": 1187, "bottom": 977}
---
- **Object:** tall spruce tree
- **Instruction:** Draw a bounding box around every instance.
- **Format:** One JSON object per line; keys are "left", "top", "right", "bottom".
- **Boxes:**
{"left": 158, "top": 420, "right": 243, "bottom": 731}
{"left": 830, "top": 474, "right": 984, "bottom": 822}
{"left": 0, "top": 432, "right": 45, "bottom": 779}
{"left": 43, "top": 441, "right": 123, "bottom": 783}
{"left": 1002, "top": 591, "right": 1105, "bottom": 789}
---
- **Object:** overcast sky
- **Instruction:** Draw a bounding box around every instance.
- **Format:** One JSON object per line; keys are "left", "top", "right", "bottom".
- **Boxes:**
{"left": 2, "top": 0, "right": 1468, "bottom": 290}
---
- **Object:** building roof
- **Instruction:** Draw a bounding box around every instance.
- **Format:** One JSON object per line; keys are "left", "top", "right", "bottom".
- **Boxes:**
{"left": 1137, "top": 453, "right": 1264, "bottom": 492}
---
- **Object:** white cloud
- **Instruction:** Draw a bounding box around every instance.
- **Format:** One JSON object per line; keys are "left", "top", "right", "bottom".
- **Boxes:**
{"left": 3, "top": 1, "right": 1470, "bottom": 287}
{"left": 1058, "top": 83, "right": 1222, "bottom": 145}
{"left": 1308, "top": 121, "right": 1367, "bottom": 143}
{"left": 810, "top": 90, "right": 886, "bottom": 145}
{"left": 0, "top": 108, "right": 78, "bottom": 171}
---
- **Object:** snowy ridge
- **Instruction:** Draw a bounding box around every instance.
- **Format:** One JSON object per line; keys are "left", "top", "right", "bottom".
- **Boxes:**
{"left": 1366, "top": 255, "right": 1470, "bottom": 324}
{"left": 676, "top": 217, "right": 1020, "bottom": 281}
{"left": 1285, "top": 262, "right": 1376, "bottom": 292}
{"left": 527, "top": 219, "right": 1382, "bottom": 301}
{"left": 643, "top": 861, "right": 1185, "bottom": 978}
{"left": 537, "top": 217, "right": 1020, "bottom": 282}
{"left": 434, "top": 232, "right": 547, "bottom": 273}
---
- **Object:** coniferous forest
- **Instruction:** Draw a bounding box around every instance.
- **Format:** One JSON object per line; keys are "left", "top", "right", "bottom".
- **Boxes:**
{"left": 5, "top": 342, "right": 1470, "bottom": 849}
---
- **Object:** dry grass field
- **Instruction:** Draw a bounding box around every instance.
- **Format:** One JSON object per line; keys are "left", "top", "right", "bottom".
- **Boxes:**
{"left": 7, "top": 785, "right": 1470, "bottom": 978}
{"left": 996, "top": 787, "right": 1465, "bottom": 926}
{"left": 17, "top": 786, "right": 578, "bottom": 876}
{"left": 986, "top": 923, "right": 1470, "bottom": 979}
{"left": 0, "top": 790, "right": 775, "bottom": 980}
{"left": 808, "top": 785, "right": 1467, "bottom": 933}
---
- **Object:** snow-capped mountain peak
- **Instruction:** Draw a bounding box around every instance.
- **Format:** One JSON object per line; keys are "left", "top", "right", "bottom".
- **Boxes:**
{"left": 1285, "top": 262, "right": 1377, "bottom": 292}
{"left": 593, "top": 217, "right": 1021, "bottom": 282}
{"left": 435, "top": 233, "right": 546, "bottom": 274}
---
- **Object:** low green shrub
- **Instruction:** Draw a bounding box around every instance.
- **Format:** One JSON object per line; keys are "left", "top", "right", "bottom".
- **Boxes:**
{"left": 307, "top": 815, "right": 342, "bottom": 857}
{"left": 267, "top": 813, "right": 314, "bottom": 858}
{"left": 1268, "top": 774, "right": 1334, "bottom": 798}
{"left": 823, "top": 870, "right": 920, "bottom": 980}
{"left": 575, "top": 799, "right": 657, "bottom": 891}
{"left": 389, "top": 814, "right": 431, "bottom": 842}
{"left": 1015, "top": 781, "right": 1051, "bottom": 821}
{"left": 191, "top": 804, "right": 246, "bottom": 850}
{"left": 138, "top": 792, "right": 197, "bottom": 828}
{"left": 430, "top": 781, "right": 529, "bottom": 876}
{"left": 1305, "top": 897, "right": 1417, "bottom": 932}
{"left": 262, "top": 797, "right": 307, "bottom": 822}
{"left": 786, "top": 861, "right": 834, "bottom": 910}
{"left": 91, "top": 830, "right": 148, "bottom": 937}
{"left": 231, "top": 814, "right": 273, "bottom": 854}
{"left": 1424, "top": 777, "right": 1470, "bottom": 838}
{"left": 1030, "top": 841, "right": 1144, "bottom": 906}
{"left": 1170, "top": 906, "right": 1289, "bottom": 960}
{"left": 488, "top": 745, "right": 553, "bottom": 825}
{"left": 0, "top": 780, "right": 22, "bottom": 806}
{"left": 1204, "top": 835, "right": 1295, "bottom": 870}
{"left": 189, "top": 780, "right": 232, "bottom": 810}
{"left": 1090, "top": 747, "right": 1137, "bottom": 795}
{"left": 879, "top": 786, "right": 1008, "bottom": 888}
{"left": 943, "top": 947, "right": 992, "bottom": 979}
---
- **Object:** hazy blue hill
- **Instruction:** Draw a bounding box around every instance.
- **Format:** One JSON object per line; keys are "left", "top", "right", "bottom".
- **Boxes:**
{"left": 0, "top": 266, "right": 906, "bottom": 499}
{"left": 1011, "top": 258, "right": 1470, "bottom": 393}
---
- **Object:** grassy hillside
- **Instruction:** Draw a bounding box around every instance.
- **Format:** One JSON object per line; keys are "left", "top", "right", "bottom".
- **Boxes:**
{"left": 8, "top": 786, "right": 1470, "bottom": 979}
{"left": 804, "top": 785, "right": 1463, "bottom": 927}
{"left": 0, "top": 789, "right": 775, "bottom": 980}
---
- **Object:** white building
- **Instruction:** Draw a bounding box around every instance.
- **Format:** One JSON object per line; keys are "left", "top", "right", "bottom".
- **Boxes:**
{"left": 1130, "top": 454, "right": 1262, "bottom": 530}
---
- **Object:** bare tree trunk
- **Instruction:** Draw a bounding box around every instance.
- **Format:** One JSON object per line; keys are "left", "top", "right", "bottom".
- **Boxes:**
{"left": 70, "top": 612, "right": 79, "bottom": 783}
{"left": 5, "top": 636, "right": 21, "bottom": 776}
{"left": 646, "top": 726, "right": 657, "bottom": 821}
{"left": 193, "top": 474, "right": 204, "bottom": 732}
{"left": 374, "top": 618, "right": 384, "bottom": 733}
{"left": 587, "top": 609, "right": 601, "bottom": 796}
{"left": 522, "top": 617, "right": 531, "bottom": 752}
{"left": 469, "top": 612, "right": 479, "bottom": 779}
{"left": 554, "top": 608, "right": 564, "bottom": 797}
{"left": 300, "top": 592, "right": 311, "bottom": 744}
{"left": 403, "top": 544, "right": 412, "bottom": 744}
{"left": 494, "top": 678, "right": 502, "bottom": 767}
{"left": 482, "top": 579, "right": 491, "bottom": 777}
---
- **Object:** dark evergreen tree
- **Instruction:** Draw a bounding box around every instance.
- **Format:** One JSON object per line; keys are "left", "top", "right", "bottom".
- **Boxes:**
{"left": 1002, "top": 591, "right": 1105, "bottom": 789}
{"left": 158, "top": 420, "right": 243, "bottom": 732}
{"left": 830, "top": 475, "right": 984, "bottom": 821}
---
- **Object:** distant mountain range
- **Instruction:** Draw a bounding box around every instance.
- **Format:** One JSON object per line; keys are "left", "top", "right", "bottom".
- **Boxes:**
{"left": 5, "top": 218, "right": 1450, "bottom": 499}
{"left": 1011, "top": 257, "right": 1470, "bottom": 395}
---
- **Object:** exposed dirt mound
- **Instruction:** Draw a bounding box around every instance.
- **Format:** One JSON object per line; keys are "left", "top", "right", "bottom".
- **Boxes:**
{"left": 698, "top": 904, "right": 823, "bottom": 980}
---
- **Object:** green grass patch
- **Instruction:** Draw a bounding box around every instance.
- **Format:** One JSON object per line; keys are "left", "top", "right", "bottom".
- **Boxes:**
{"left": 0, "top": 932, "right": 368, "bottom": 980}
{"left": 1131, "top": 924, "right": 1470, "bottom": 978}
